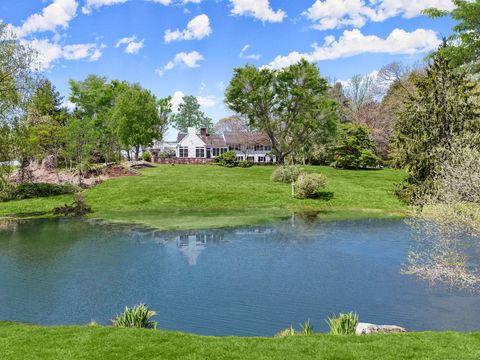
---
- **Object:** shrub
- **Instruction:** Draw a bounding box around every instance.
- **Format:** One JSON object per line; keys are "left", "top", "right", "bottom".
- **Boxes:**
{"left": 141, "top": 152, "right": 152, "bottom": 162}
{"left": 327, "top": 312, "right": 359, "bottom": 335}
{"left": 111, "top": 304, "right": 157, "bottom": 329}
{"left": 334, "top": 123, "right": 382, "bottom": 169}
{"left": 52, "top": 194, "right": 92, "bottom": 216}
{"left": 1, "top": 182, "right": 76, "bottom": 202}
{"left": 295, "top": 173, "right": 328, "bottom": 199}
{"left": 214, "top": 151, "right": 238, "bottom": 168}
{"left": 238, "top": 160, "right": 253, "bottom": 168}
{"left": 271, "top": 165, "right": 302, "bottom": 183}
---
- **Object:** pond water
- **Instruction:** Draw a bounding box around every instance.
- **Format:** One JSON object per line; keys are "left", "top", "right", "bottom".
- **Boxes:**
{"left": 0, "top": 217, "right": 479, "bottom": 336}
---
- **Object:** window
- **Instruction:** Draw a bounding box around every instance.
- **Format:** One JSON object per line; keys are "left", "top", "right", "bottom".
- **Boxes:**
{"left": 221, "top": 148, "right": 228, "bottom": 154}
{"left": 229, "top": 144, "right": 241, "bottom": 151}
{"left": 212, "top": 148, "right": 220, "bottom": 157}
{"left": 264, "top": 145, "right": 272, "bottom": 151}
{"left": 179, "top": 147, "right": 188, "bottom": 158}
{"left": 247, "top": 156, "right": 255, "bottom": 162}
{"left": 236, "top": 156, "right": 244, "bottom": 161}
{"left": 258, "top": 156, "right": 265, "bottom": 163}
{"left": 196, "top": 147, "right": 205, "bottom": 158}
{"left": 254, "top": 145, "right": 264, "bottom": 151}
{"left": 246, "top": 145, "right": 254, "bottom": 150}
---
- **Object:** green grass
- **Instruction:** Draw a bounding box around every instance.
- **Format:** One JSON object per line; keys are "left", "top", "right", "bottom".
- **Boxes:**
{"left": 0, "top": 165, "right": 409, "bottom": 230}
{"left": 1, "top": 322, "right": 479, "bottom": 360}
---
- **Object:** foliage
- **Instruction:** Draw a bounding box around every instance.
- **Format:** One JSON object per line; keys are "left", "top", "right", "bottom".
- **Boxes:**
{"left": 225, "top": 59, "right": 338, "bottom": 164}
{"left": 274, "top": 325, "right": 297, "bottom": 337}
{"left": 172, "top": 95, "right": 213, "bottom": 133}
{"left": 141, "top": 152, "right": 152, "bottom": 162}
{"left": 299, "top": 319, "right": 314, "bottom": 335}
{"left": 214, "top": 115, "right": 248, "bottom": 134}
{"left": 52, "top": 194, "right": 92, "bottom": 216}
{"left": 271, "top": 165, "right": 302, "bottom": 183}
{"left": 1, "top": 182, "right": 76, "bottom": 201}
{"left": 238, "top": 160, "right": 253, "bottom": 168}
{"left": 424, "top": 0, "right": 480, "bottom": 74}
{"left": 327, "top": 313, "right": 359, "bottom": 335}
{"left": 295, "top": 173, "right": 328, "bottom": 199}
{"left": 392, "top": 51, "right": 480, "bottom": 202}
{"left": 111, "top": 304, "right": 157, "bottom": 329}
{"left": 213, "top": 151, "right": 238, "bottom": 167}
{"left": 334, "top": 123, "right": 381, "bottom": 169}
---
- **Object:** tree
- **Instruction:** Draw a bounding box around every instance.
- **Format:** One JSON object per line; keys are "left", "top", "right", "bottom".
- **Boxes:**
{"left": 225, "top": 59, "right": 338, "bottom": 164}
{"left": 157, "top": 96, "right": 173, "bottom": 136}
{"left": 333, "top": 123, "right": 381, "bottom": 169}
{"left": 112, "top": 83, "right": 163, "bottom": 160}
{"left": 329, "top": 82, "right": 351, "bottom": 123}
{"left": 214, "top": 115, "right": 248, "bottom": 133}
{"left": 392, "top": 50, "right": 480, "bottom": 201}
{"left": 171, "top": 95, "right": 213, "bottom": 133}
{"left": 69, "top": 75, "right": 118, "bottom": 162}
{"left": 0, "top": 24, "right": 38, "bottom": 122}
{"left": 424, "top": 0, "right": 480, "bottom": 74}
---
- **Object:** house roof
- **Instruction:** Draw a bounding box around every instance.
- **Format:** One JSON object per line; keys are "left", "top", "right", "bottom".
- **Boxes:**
{"left": 224, "top": 131, "right": 271, "bottom": 145}
{"left": 176, "top": 130, "right": 271, "bottom": 147}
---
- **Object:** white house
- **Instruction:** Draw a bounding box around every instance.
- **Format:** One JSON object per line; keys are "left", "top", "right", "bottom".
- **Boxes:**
{"left": 151, "top": 127, "right": 276, "bottom": 163}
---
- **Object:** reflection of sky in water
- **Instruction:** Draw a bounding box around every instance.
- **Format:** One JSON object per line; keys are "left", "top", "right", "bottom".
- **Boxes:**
{"left": 0, "top": 217, "right": 479, "bottom": 336}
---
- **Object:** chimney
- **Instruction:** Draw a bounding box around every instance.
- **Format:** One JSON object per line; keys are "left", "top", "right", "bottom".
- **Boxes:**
{"left": 200, "top": 127, "right": 207, "bottom": 136}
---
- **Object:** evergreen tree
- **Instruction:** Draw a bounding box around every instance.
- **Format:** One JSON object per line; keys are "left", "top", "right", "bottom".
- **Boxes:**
{"left": 393, "top": 51, "right": 480, "bottom": 201}
{"left": 172, "top": 95, "right": 213, "bottom": 133}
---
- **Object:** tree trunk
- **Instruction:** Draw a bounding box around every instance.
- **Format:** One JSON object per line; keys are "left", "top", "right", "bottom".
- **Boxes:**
{"left": 134, "top": 146, "right": 140, "bottom": 161}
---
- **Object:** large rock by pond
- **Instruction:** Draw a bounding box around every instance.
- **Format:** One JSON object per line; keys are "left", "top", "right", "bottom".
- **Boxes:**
{"left": 355, "top": 323, "right": 407, "bottom": 335}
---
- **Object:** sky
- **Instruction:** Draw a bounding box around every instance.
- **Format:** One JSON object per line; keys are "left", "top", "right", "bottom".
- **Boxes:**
{"left": 1, "top": 0, "right": 456, "bottom": 140}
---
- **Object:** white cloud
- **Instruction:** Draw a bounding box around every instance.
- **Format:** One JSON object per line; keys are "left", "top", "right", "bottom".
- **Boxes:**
{"left": 266, "top": 28, "right": 441, "bottom": 69}
{"left": 156, "top": 51, "right": 204, "bottom": 76}
{"left": 304, "top": 0, "right": 455, "bottom": 30}
{"left": 230, "top": 0, "right": 286, "bottom": 23}
{"left": 170, "top": 90, "right": 217, "bottom": 112}
{"left": 23, "top": 38, "right": 104, "bottom": 70}
{"left": 82, "top": 0, "right": 128, "bottom": 15}
{"left": 239, "top": 44, "right": 261, "bottom": 60}
{"left": 146, "top": 0, "right": 203, "bottom": 5}
{"left": 116, "top": 35, "right": 145, "bottom": 54}
{"left": 164, "top": 14, "right": 212, "bottom": 43}
{"left": 13, "top": 0, "right": 78, "bottom": 37}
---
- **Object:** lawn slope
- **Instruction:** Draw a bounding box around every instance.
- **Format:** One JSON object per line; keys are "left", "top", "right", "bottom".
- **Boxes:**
{"left": 1, "top": 323, "right": 479, "bottom": 360}
{"left": 0, "top": 165, "right": 409, "bottom": 230}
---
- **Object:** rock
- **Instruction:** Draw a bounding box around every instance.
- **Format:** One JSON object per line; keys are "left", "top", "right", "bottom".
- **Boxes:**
{"left": 355, "top": 322, "right": 406, "bottom": 335}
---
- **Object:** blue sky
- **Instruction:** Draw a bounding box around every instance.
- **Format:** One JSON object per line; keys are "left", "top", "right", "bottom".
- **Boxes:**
{"left": 1, "top": 0, "right": 455, "bottom": 139}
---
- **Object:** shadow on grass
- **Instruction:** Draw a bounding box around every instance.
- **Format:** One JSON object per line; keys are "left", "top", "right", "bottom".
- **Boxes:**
{"left": 317, "top": 191, "right": 334, "bottom": 201}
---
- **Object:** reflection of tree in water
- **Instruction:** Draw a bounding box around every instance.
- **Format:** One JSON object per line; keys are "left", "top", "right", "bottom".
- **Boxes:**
{"left": 402, "top": 218, "right": 480, "bottom": 292}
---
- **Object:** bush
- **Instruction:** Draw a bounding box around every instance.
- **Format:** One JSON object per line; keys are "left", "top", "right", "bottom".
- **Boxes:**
{"left": 295, "top": 173, "right": 328, "bottom": 199}
{"left": 214, "top": 151, "right": 238, "bottom": 167}
{"left": 52, "top": 194, "right": 92, "bottom": 216}
{"left": 1, "top": 182, "right": 76, "bottom": 202}
{"left": 299, "top": 319, "right": 314, "bottom": 335}
{"left": 141, "top": 152, "right": 152, "bottom": 162}
{"left": 238, "top": 160, "right": 253, "bottom": 168}
{"left": 111, "top": 304, "right": 157, "bottom": 329}
{"left": 271, "top": 165, "right": 303, "bottom": 183}
{"left": 327, "top": 312, "right": 359, "bottom": 335}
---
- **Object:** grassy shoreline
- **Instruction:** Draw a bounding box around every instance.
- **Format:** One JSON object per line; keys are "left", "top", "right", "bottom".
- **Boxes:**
{"left": 1, "top": 322, "right": 479, "bottom": 360}
{"left": 0, "top": 165, "right": 410, "bottom": 230}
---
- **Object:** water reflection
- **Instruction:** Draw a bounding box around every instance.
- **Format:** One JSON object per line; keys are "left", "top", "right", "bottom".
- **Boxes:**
{"left": 402, "top": 219, "right": 480, "bottom": 292}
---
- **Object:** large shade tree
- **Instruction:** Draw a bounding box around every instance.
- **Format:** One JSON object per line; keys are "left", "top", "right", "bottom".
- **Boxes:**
{"left": 172, "top": 95, "right": 213, "bottom": 133}
{"left": 225, "top": 59, "right": 338, "bottom": 164}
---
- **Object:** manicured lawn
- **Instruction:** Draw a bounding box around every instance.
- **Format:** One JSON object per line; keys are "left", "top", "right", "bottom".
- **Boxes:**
{"left": 0, "top": 165, "right": 409, "bottom": 230}
{"left": 1, "top": 323, "right": 479, "bottom": 360}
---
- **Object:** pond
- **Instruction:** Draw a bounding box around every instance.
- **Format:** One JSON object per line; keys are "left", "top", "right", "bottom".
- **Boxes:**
{"left": 0, "top": 217, "right": 479, "bottom": 336}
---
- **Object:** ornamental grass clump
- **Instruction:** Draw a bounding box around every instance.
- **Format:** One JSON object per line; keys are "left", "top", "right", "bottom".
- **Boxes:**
{"left": 327, "top": 312, "right": 359, "bottom": 335}
{"left": 111, "top": 304, "right": 158, "bottom": 329}
{"left": 271, "top": 165, "right": 302, "bottom": 183}
{"left": 295, "top": 173, "right": 328, "bottom": 199}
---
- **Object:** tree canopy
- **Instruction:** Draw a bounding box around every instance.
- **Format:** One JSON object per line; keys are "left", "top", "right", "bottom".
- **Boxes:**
{"left": 172, "top": 95, "right": 213, "bottom": 133}
{"left": 225, "top": 59, "right": 338, "bottom": 164}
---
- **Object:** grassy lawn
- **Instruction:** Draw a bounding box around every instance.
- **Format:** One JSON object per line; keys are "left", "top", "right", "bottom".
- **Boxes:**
{"left": 1, "top": 323, "right": 479, "bottom": 360}
{"left": 0, "top": 165, "right": 409, "bottom": 230}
